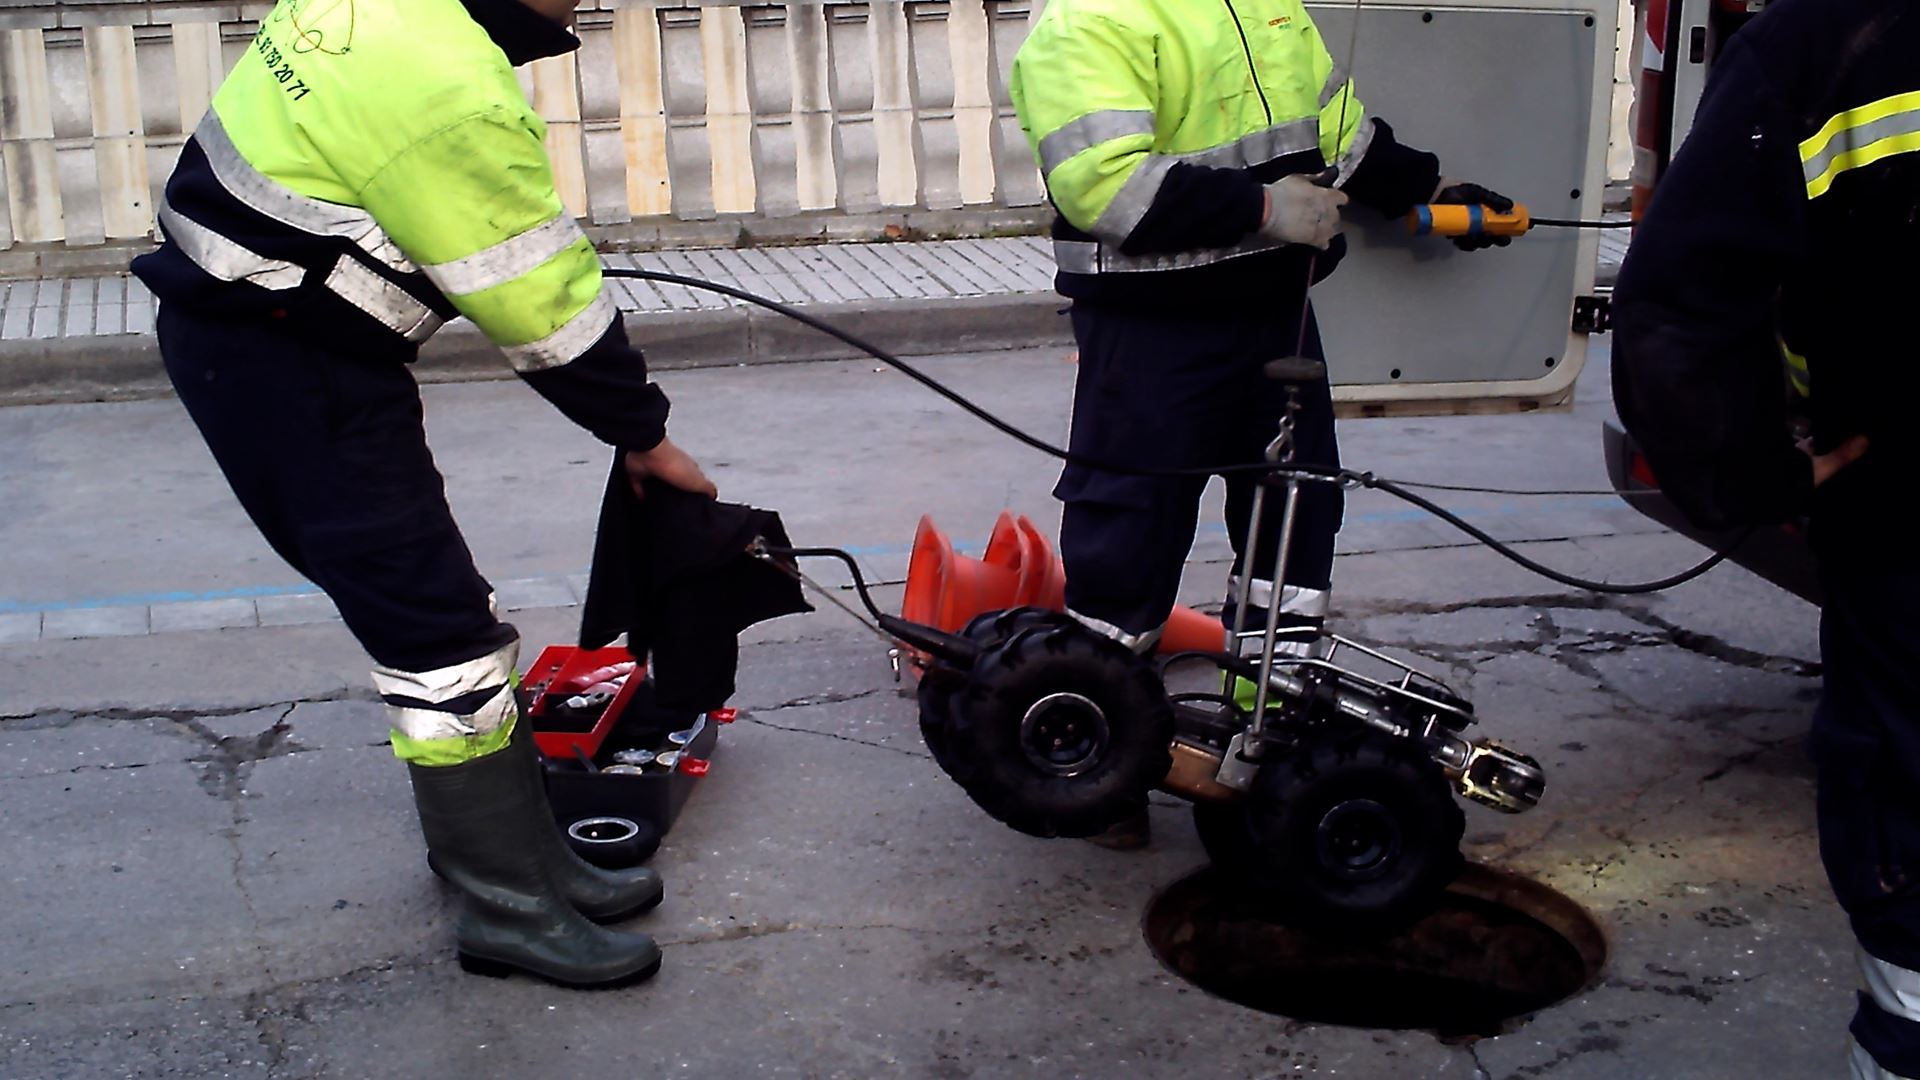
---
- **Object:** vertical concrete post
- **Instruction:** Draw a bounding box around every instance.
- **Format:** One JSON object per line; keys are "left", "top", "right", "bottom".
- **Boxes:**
{"left": 613, "top": 5, "right": 673, "bottom": 218}
{"left": 948, "top": 0, "right": 997, "bottom": 205}
{"left": 84, "top": 25, "right": 151, "bottom": 240}
{"left": 531, "top": 51, "right": 590, "bottom": 218}
{"left": 786, "top": 1, "right": 838, "bottom": 211}
{"left": 869, "top": 1, "right": 919, "bottom": 207}
{"left": 0, "top": 29, "right": 65, "bottom": 245}
{"left": 701, "top": 4, "right": 757, "bottom": 214}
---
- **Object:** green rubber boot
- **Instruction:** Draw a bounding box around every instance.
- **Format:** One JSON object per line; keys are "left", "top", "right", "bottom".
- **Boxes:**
{"left": 507, "top": 717, "right": 664, "bottom": 922}
{"left": 410, "top": 741, "right": 662, "bottom": 988}
{"left": 428, "top": 717, "right": 664, "bottom": 923}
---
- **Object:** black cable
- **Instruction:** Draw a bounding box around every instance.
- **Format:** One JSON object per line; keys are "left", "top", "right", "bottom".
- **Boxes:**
{"left": 1532, "top": 217, "right": 1635, "bottom": 229}
{"left": 1363, "top": 473, "right": 1752, "bottom": 595}
{"left": 1389, "top": 478, "right": 1654, "bottom": 497}
{"left": 606, "top": 266, "right": 1739, "bottom": 595}
{"left": 606, "top": 268, "right": 1274, "bottom": 479}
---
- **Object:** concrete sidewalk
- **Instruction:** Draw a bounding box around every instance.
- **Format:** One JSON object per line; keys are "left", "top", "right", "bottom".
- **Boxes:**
{"left": 0, "top": 225, "right": 1631, "bottom": 404}
{"left": 0, "top": 237, "right": 1071, "bottom": 404}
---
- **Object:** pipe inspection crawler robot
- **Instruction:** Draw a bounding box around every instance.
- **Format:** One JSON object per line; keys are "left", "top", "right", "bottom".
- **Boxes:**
{"left": 597, "top": 262, "right": 1707, "bottom": 935}
{"left": 891, "top": 357, "right": 1547, "bottom": 933}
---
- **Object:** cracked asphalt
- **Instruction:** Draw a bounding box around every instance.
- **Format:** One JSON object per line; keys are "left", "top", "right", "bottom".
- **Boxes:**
{"left": 0, "top": 341, "right": 1850, "bottom": 1078}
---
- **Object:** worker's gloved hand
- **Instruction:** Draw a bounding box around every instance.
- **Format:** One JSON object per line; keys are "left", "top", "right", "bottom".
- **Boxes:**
{"left": 625, "top": 437, "right": 718, "bottom": 501}
{"left": 1257, "top": 175, "right": 1349, "bottom": 250}
{"left": 1431, "top": 180, "right": 1516, "bottom": 251}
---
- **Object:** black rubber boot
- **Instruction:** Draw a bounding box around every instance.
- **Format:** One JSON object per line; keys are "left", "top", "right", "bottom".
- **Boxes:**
{"left": 410, "top": 742, "right": 663, "bottom": 988}
{"left": 428, "top": 719, "right": 664, "bottom": 923}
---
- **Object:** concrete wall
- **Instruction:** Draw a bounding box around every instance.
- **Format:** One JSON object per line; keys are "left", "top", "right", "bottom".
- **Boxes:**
{"left": 0, "top": 0, "right": 1636, "bottom": 276}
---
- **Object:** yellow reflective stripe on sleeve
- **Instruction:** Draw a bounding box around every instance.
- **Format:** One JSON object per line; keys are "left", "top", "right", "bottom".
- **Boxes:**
{"left": 1780, "top": 336, "right": 1811, "bottom": 398}
{"left": 157, "top": 198, "right": 305, "bottom": 290}
{"left": 1800, "top": 90, "right": 1920, "bottom": 199}
{"left": 322, "top": 258, "right": 443, "bottom": 343}
{"left": 1037, "top": 110, "right": 1157, "bottom": 175}
{"left": 422, "top": 214, "right": 589, "bottom": 297}
{"left": 501, "top": 291, "right": 619, "bottom": 372}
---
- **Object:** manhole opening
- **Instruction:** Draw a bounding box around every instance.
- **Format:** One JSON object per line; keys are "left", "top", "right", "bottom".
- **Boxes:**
{"left": 1144, "top": 863, "right": 1607, "bottom": 1041}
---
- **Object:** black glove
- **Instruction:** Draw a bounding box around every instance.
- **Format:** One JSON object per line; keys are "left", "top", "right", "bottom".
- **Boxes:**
{"left": 1432, "top": 182, "right": 1515, "bottom": 252}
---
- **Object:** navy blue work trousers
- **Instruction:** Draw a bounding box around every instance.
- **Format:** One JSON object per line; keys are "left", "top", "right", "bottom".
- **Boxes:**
{"left": 157, "top": 304, "right": 513, "bottom": 675}
{"left": 1054, "top": 299, "right": 1342, "bottom": 643}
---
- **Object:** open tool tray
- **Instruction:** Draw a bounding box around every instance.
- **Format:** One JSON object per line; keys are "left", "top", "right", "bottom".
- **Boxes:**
{"left": 521, "top": 644, "right": 732, "bottom": 840}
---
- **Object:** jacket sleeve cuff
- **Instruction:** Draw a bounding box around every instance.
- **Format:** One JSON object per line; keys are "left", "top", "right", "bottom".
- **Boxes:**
{"left": 1115, "top": 163, "right": 1266, "bottom": 254}
{"left": 1340, "top": 118, "right": 1441, "bottom": 219}
{"left": 517, "top": 316, "right": 671, "bottom": 452}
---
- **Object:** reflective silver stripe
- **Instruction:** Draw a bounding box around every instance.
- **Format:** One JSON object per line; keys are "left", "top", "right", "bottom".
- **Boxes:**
{"left": 1226, "top": 577, "right": 1331, "bottom": 619}
{"left": 1071, "top": 118, "right": 1321, "bottom": 245}
{"left": 500, "top": 291, "right": 619, "bottom": 372}
{"left": 323, "top": 258, "right": 443, "bottom": 343}
{"left": 1318, "top": 65, "right": 1351, "bottom": 110}
{"left": 1851, "top": 1036, "right": 1916, "bottom": 1080}
{"left": 1088, "top": 156, "right": 1174, "bottom": 244}
{"left": 1053, "top": 234, "right": 1285, "bottom": 275}
{"left": 1862, "top": 947, "right": 1920, "bottom": 1022}
{"left": 1801, "top": 101, "right": 1920, "bottom": 198}
{"left": 372, "top": 639, "right": 519, "bottom": 706}
{"left": 1066, "top": 608, "right": 1163, "bottom": 654}
{"left": 1333, "top": 112, "right": 1376, "bottom": 188}
{"left": 1177, "top": 118, "right": 1319, "bottom": 170}
{"left": 158, "top": 199, "right": 305, "bottom": 290}
{"left": 1038, "top": 109, "right": 1157, "bottom": 175}
{"left": 195, "top": 111, "right": 415, "bottom": 272}
{"left": 422, "top": 214, "right": 588, "bottom": 297}
{"left": 387, "top": 683, "right": 518, "bottom": 742}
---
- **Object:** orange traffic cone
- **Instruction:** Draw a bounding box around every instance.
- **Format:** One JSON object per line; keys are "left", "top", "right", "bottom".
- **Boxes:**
{"left": 902, "top": 512, "right": 1224, "bottom": 654}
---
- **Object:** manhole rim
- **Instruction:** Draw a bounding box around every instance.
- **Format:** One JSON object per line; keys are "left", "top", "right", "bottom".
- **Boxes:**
{"left": 1140, "top": 860, "right": 1612, "bottom": 1040}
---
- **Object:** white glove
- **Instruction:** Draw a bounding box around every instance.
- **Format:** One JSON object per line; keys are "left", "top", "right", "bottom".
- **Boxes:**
{"left": 1256, "top": 175, "right": 1349, "bottom": 250}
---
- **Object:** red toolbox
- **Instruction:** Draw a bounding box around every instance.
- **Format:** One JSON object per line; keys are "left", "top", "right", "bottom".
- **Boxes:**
{"left": 520, "top": 643, "right": 645, "bottom": 762}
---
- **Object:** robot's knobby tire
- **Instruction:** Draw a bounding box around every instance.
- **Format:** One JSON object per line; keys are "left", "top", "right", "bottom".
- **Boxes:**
{"left": 916, "top": 608, "right": 1078, "bottom": 783}
{"left": 944, "top": 622, "right": 1174, "bottom": 839}
{"left": 1206, "top": 729, "right": 1465, "bottom": 935}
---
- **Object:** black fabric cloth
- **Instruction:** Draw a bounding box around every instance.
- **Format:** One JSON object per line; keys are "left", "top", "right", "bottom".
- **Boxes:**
{"left": 578, "top": 460, "right": 811, "bottom": 713}
{"left": 1055, "top": 301, "right": 1340, "bottom": 637}
{"left": 456, "top": 0, "right": 581, "bottom": 66}
{"left": 1814, "top": 566, "right": 1920, "bottom": 1069}
{"left": 1049, "top": 117, "right": 1440, "bottom": 312}
{"left": 1611, "top": 0, "right": 1920, "bottom": 536}
{"left": 157, "top": 304, "right": 513, "bottom": 675}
